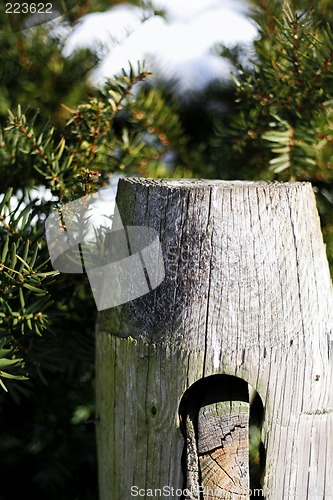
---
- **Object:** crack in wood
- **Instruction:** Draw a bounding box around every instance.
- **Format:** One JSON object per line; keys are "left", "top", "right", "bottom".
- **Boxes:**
{"left": 181, "top": 376, "right": 251, "bottom": 499}
{"left": 302, "top": 408, "right": 333, "bottom": 415}
{"left": 197, "top": 423, "right": 247, "bottom": 456}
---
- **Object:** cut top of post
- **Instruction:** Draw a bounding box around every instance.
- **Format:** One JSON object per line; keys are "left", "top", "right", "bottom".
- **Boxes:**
{"left": 122, "top": 177, "right": 312, "bottom": 190}
{"left": 102, "top": 179, "right": 333, "bottom": 359}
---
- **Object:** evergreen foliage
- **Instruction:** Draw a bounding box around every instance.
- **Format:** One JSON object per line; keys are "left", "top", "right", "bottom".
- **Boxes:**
{"left": 233, "top": 2, "right": 333, "bottom": 180}
{"left": 173, "top": 0, "right": 333, "bottom": 266}
{"left": 0, "top": 58, "right": 201, "bottom": 498}
{"left": 0, "top": 5, "right": 98, "bottom": 127}
{"left": 225, "top": 0, "right": 333, "bottom": 265}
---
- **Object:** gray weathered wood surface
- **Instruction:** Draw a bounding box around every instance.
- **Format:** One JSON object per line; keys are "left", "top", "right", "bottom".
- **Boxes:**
{"left": 96, "top": 179, "right": 333, "bottom": 499}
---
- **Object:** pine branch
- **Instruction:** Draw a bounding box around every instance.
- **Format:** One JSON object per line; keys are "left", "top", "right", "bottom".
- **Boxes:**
{"left": 230, "top": 2, "right": 333, "bottom": 180}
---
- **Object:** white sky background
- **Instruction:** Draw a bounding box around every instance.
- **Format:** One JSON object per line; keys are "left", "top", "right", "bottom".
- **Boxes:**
{"left": 62, "top": 0, "right": 257, "bottom": 94}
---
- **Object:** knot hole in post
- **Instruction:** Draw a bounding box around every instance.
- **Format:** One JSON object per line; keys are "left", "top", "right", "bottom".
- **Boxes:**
{"left": 179, "top": 374, "right": 265, "bottom": 499}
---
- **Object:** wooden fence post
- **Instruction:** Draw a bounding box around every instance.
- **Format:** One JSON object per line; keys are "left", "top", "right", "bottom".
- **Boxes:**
{"left": 95, "top": 179, "right": 333, "bottom": 499}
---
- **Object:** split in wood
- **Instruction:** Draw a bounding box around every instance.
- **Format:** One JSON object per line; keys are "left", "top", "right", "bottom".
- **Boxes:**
{"left": 179, "top": 375, "right": 265, "bottom": 500}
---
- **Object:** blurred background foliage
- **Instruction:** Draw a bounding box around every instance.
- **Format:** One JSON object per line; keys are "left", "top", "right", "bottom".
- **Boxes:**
{"left": 1, "top": 0, "right": 333, "bottom": 498}
{"left": 0, "top": 7, "right": 97, "bottom": 126}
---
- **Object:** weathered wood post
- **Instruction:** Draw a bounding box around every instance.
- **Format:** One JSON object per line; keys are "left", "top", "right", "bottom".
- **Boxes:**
{"left": 95, "top": 179, "right": 333, "bottom": 499}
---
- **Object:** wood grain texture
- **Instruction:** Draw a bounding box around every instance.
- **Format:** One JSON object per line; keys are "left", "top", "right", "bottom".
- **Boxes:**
{"left": 96, "top": 179, "right": 333, "bottom": 500}
{"left": 182, "top": 375, "right": 250, "bottom": 499}
{"left": 197, "top": 401, "right": 249, "bottom": 499}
